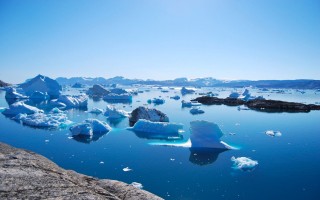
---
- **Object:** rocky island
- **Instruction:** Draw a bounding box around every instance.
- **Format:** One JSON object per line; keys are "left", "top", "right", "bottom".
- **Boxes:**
{"left": 193, "top": 96, "right": 320, "bottom": 112}
{"left": 0, "top": 142, "right": 163, "bottom": 200}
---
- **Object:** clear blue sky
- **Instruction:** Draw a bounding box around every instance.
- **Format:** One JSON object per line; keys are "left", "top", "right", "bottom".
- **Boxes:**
{"left": 0, "top": 0, "right": 319, "bottom": 83}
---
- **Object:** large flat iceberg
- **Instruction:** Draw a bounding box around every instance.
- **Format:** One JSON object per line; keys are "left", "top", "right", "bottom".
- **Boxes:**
{"left": 13, "top": 113, "right": 72, "bottom": 128}
{"left": 2, "top": 102, "right": 43, "bottom": 116}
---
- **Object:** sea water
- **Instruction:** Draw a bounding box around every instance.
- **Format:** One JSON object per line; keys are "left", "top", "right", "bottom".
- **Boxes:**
{"left": 0, "top": 87, "right": 319, "bottom": 200}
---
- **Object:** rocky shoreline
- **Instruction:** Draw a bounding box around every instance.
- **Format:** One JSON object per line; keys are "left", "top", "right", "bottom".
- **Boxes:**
{"left": 193, "top": 96, "right": 320, "bottom": 112}
{"left": 0, "top": 142, "right": 163, "bottom": 200}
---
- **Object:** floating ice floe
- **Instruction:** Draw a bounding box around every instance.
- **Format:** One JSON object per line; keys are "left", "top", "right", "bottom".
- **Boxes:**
{"left": 57, "top": 95, "right": 88, "bottom": 108}
{"left": 147, "top": 98, "right": 165, "bottom": 105}
{"left": 181, "top": 87, "right": 195, "bottom": 95}
{"left": 123, "top": 167, "right": 132, "bottom": 172}
{"left": 86, "top": 84, "right": 110, "bottom": 97}
{"left": 181, "top": 100, "right": 201, "bottom": 107}
{"left": 5, "top": 87, "right": 28, "bottom": 100}
{"left": 89, "top": 108, "right": 104, "bottom": 114}
{"left": 190, "top": 107, "right": 205, "bottom": 115}
{"left": 19, "top": 74, "right": 62, "bottom": 98}
{"left": 129, "top": 106, "right": 169, "bottom": 126}
{"left": 231, "top": 156, "right": 258, "bottom": 171}
{"left": 265, "top": 130, "right": 282, "bottom": 137}
{"left": 2, "top": 101, "right": 43, "bottom": 116}
{"left": 131, "top": 182, "right": 143, "bottom": 189}
{"left": 170, "top": 95, "right": 180, "bottom": 100}
{"left": 128, "top": 119, "right": 183, "bottom": 135}
{"left": 13, "top": 112, "right": 72, "bottom": 128}
{"left": 70, "top": 119, "right": 111, "bottom": 136}
{"left": 104, "top": 105, "right": 129, "bottom": 119}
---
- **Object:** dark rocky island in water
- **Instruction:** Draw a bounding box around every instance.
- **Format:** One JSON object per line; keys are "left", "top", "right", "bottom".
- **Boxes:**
{"left": 0, "top": 142, "right": 163, "bottom": 200}
{"left": 193, "top": 96, "right": 320, "bottom": 112}
{"left": 0, "top": 80, "right": 10, "bottom": 87}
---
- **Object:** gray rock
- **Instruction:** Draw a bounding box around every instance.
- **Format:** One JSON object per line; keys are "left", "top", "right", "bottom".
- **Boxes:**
{"left": 0, "top": 142, "right": 163, "bottom": 200}
{"left": 129, "top": 106, "right": 169, "bottom": 126}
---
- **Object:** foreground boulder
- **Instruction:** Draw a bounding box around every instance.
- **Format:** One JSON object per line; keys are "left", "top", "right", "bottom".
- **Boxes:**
{"left": 0, "top": 142, "right": 163, "bottom": 200}
{"left": 129, "top": 106, "right": 169, "bottom": 126}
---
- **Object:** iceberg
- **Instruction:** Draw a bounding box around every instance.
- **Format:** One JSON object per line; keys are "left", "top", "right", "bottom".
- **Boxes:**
{"left": 49, "top": 107, "right": 64, "bottom": 114}
{"left": 89, "top": 108, "right": 104, "bottom": 114}
{"left": 70, "top": 119, "right": 111, "bottom": 136}
{"left": 49, "top": 99, "right": 67, "bottom": 108}
{"left": 181, "top": 100, "right": 201, "bottom": 107}
{"left": 147, "top": 98, "right": 165, "bottom": 105}
{"left": 0, "top": 107, "right": 5, "bottom": 112}
{"left": 265, "top": 130, "right": 282, "bottom": 137}
{"left": 19, "top": 74, "right": 62, "bottom": 98}
{"left": 190, "top": 107, "right": 205, "bottom": 115}
{"left": 2, "top": 102, "right": 43, "bottom": 116}
{"left": 86, "top": 84, "right": 110, "bottom": 97}
{"left": 181, "top": 87, "right": 195, "bottom": 95}
{"left": 57, "top": 95, "right": 88, "bottom": 108}
{"left": 109, "top": 88, "right": 130, "bottom": 95}
{"left": 104, "top": 105, "right": 129, "bottom": 119}
{"left": 103, "top": 93, "right": 132, "bottom": 101}
{"left": 30, "top": 91, "right": 50, "bottom": 101}
{"left": 229, "top": 92, "right": 240, "bottom": 99}
{"left": 170, "top": 95, "right": 180, "bottom": 100}
{"left": 13, "top": 112, "right": 72, "bottom": 128}
{"left": 129, "top": 106, "right": 169, "bottom": 126}
{"left": 72, "top": 83, "right": 85, "bottom": 88}
{"left": 5, "top": 87, "right": 28, "bottom": 100}
{"left": 129, "top": 119, "right": 183, "bottom": 135}
{"left": 131, "top": 182, "right": 143, "bottom": 189}
{"left": 190, "top": 120, "right": 233, "bottom": 149}
{"left": 231, "top": 156, "right": 258, "bottom": 171}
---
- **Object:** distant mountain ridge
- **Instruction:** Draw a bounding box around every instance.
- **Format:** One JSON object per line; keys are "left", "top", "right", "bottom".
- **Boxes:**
{"left": 56, "top": 77, "right": 320, "bottom": 89}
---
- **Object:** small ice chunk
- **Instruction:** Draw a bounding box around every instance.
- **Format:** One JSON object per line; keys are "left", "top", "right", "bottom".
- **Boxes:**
{"left": 170, "top": 95, "right": 180, "bottom": 100}
{"left": 181, "top": 100, "right": 201, "bottom": 107}
{"left": 131, "top": 182, "right": 143, "bottom": 189}
{"left": 170, "top": 158, "right": 175, "bottom": 161}
{"left": 70, "top": 119, "right": 111, "bottom": 136}
{"left": 2, "top": 101, "right": 43, "bottom": 116}
{"left": 231, "top": 156, "right": 258, "bottom": 171}
{"left": 99, "top": 161, "right": 104, "bottom": 164}
{"left": 147, "top": 98, "right": 165, "bottom": 105}
{"left": 190, "top": 107, "right": 205, "bottom": 115}
{"left": 104, "top": 105, "right": 129, "bottom": 119}
{"left": 265, "top": 130, "right": 282, "bottom": 137}
{"left": 129, "top": 119, "right": 183, "bottom": 135}
{"left": 45, "top": 140, "right": 49, "bottom": 143}
{"left": 123, "top": 167, "right": 132, "bottom": 172}
{"left": 89, "top": 108, "right": 104, "bottom": 114}
{"left": 229, "top": 92, "right": 240, "bottom": 99}
{"left": 49, "top": 107, "right": 64, "bottom": 114}
{"left": 0, "top": 107, "right": 6, "bottom": 112}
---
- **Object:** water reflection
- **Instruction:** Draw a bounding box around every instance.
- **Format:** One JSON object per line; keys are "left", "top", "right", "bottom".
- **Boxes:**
{"left": 189, "top": 148, "right": 228, "bottom": 166}
{"left": 134, "top": 131, "right": 183, "bottom": 141}
{"left": 72, "top": 132, "right": 107, "bottom": 144}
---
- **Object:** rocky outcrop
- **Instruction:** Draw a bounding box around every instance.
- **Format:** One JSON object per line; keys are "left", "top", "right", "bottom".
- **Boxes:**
{"left": 0, "top": 80, "right": 10, "bottom": 87}
{"left": 129, "top": 106, "right": 169, "bottom": 126}
{"left": 194, "top": 96, "right": 320, "bottom": 112}
{"left": 0, "top": 142, "right": 163, "bottom": 200}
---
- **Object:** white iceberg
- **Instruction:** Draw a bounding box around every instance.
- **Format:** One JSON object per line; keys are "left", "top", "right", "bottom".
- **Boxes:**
{"left": 190, "top": 107, "right": 205, "bottom": 115}
{"left": 147, "top": 98, "right": 165, "bottom": 104}
{"left": 265, "top": 130, "right": 282, "bottom": 137}
{"left": 89, "top": 108, "right": 104, "bottom": 114}
{"left": 5, "top": 87, "right": 28, "bottom": 100}
{"left": 229, "top": 92, "right": 240, "bottom": 99}
{"left": 129, "top": 106, "right": 169, "bottom": 126}
{"left": 104, "top": 105, "right": 129, "bottom": 119}
{"left": 0, "top": 107, "right": 5, "bottom": 112}
{"left": 30, "top": 91, "right": 50, "bottom": 101}
{"left": 13, "top": 112, "right": 72, "bottom": 128}
{"left": 123, "top": 167, "right": 132, "bottom": 172}
{"left": 86, "top": 84, "right": 110, "bottom": 97}
{"left": 70, "top": 119, "right": 111, "bottom": 136}
{"left": 181, "top": 100, "right": 201, "bottom": 107}
{"left": 131, "top": 182, "right": 143, "bottom": 189}
{"left": 181, "top": 87, "right": 195, "bottom": 95}
{"left": 189, "top": 120, "right": 233, "bottom": 149}
{"left": 2, "top": 102, "right": 43, "bottom": 116}
{"left": 129, "top": 119, "right": 183, "bottom": 135}
{"left": 57, "top": 95, "right": 88, "bottom": 108}
{"left": 231, "top": 156, "right": 258, "bottom": 171}
{"left": 19, "top": 74, "right": 62, "bottom": 98}
{"left": 49, "top": 99, "right": 67, "bottom": 108}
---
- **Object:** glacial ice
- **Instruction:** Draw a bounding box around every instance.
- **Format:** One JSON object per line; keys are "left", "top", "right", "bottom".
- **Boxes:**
{"left": 229, "top": 92, "right": 240, "bottom": 99}
{"left": 86, "top": 84, "right": 110, "bottom": 97}
{"left": 13, "top": 112, "right": 72, "bottom": 128}
{"left": 181, "top": 100, "right": 201, "bottom": 107}
{"left": 129, "top": 106, "right": 169, "bottom": 126}
{"left": 2, "top": 102, "right": 43, "bottom": 116}
{"left": 19, "top": 74, "right": 62, "bottom": 98}
{"left": 190, "top": 107, "right": 205, "bottom": 115}
{"left": 231, "top": 156, "right": 258, "bottom": 171}
{"left": 89, "top": 108, "right": 104, "bottom": 114}
{"left": 57, "top": 95, "right": 88, "bottom": 108}
{"left": 147, "top": 98, "right": 165, "bottom": 105}
{"left": 103, "top": 93, "right": 132, "bottom": 101}
{"left": 129, "top": 119, "right": 183, "bottom": 135}
{"left": 181, "top": 87, "right": 195, "bottom": 95}
{"left": 30, "top": 91, "right": 50, "bottom": 101}
{"left": 104, "top": 105, "right": 129, "bottom": 119}
{"left": 70, "top": 119, "right": 111, "bottom": 136}
{"left": 170, "top": 95, "right": 180, "bottom": 100}
{"left": 5, "top": 87, "right": 28, "bottom": 100}
{"left": 265, "top": 130, "right": 282, "bottom": 137}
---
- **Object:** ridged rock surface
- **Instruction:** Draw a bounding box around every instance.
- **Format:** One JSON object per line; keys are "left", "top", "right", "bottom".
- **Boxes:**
{"left": 0, "top": 142, "right": 163, "bottom": 200}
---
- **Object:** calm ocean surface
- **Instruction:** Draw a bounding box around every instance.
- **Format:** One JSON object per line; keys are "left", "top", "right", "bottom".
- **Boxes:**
{"left": 0, "top": 87, "right": 319, "bottom": 200}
